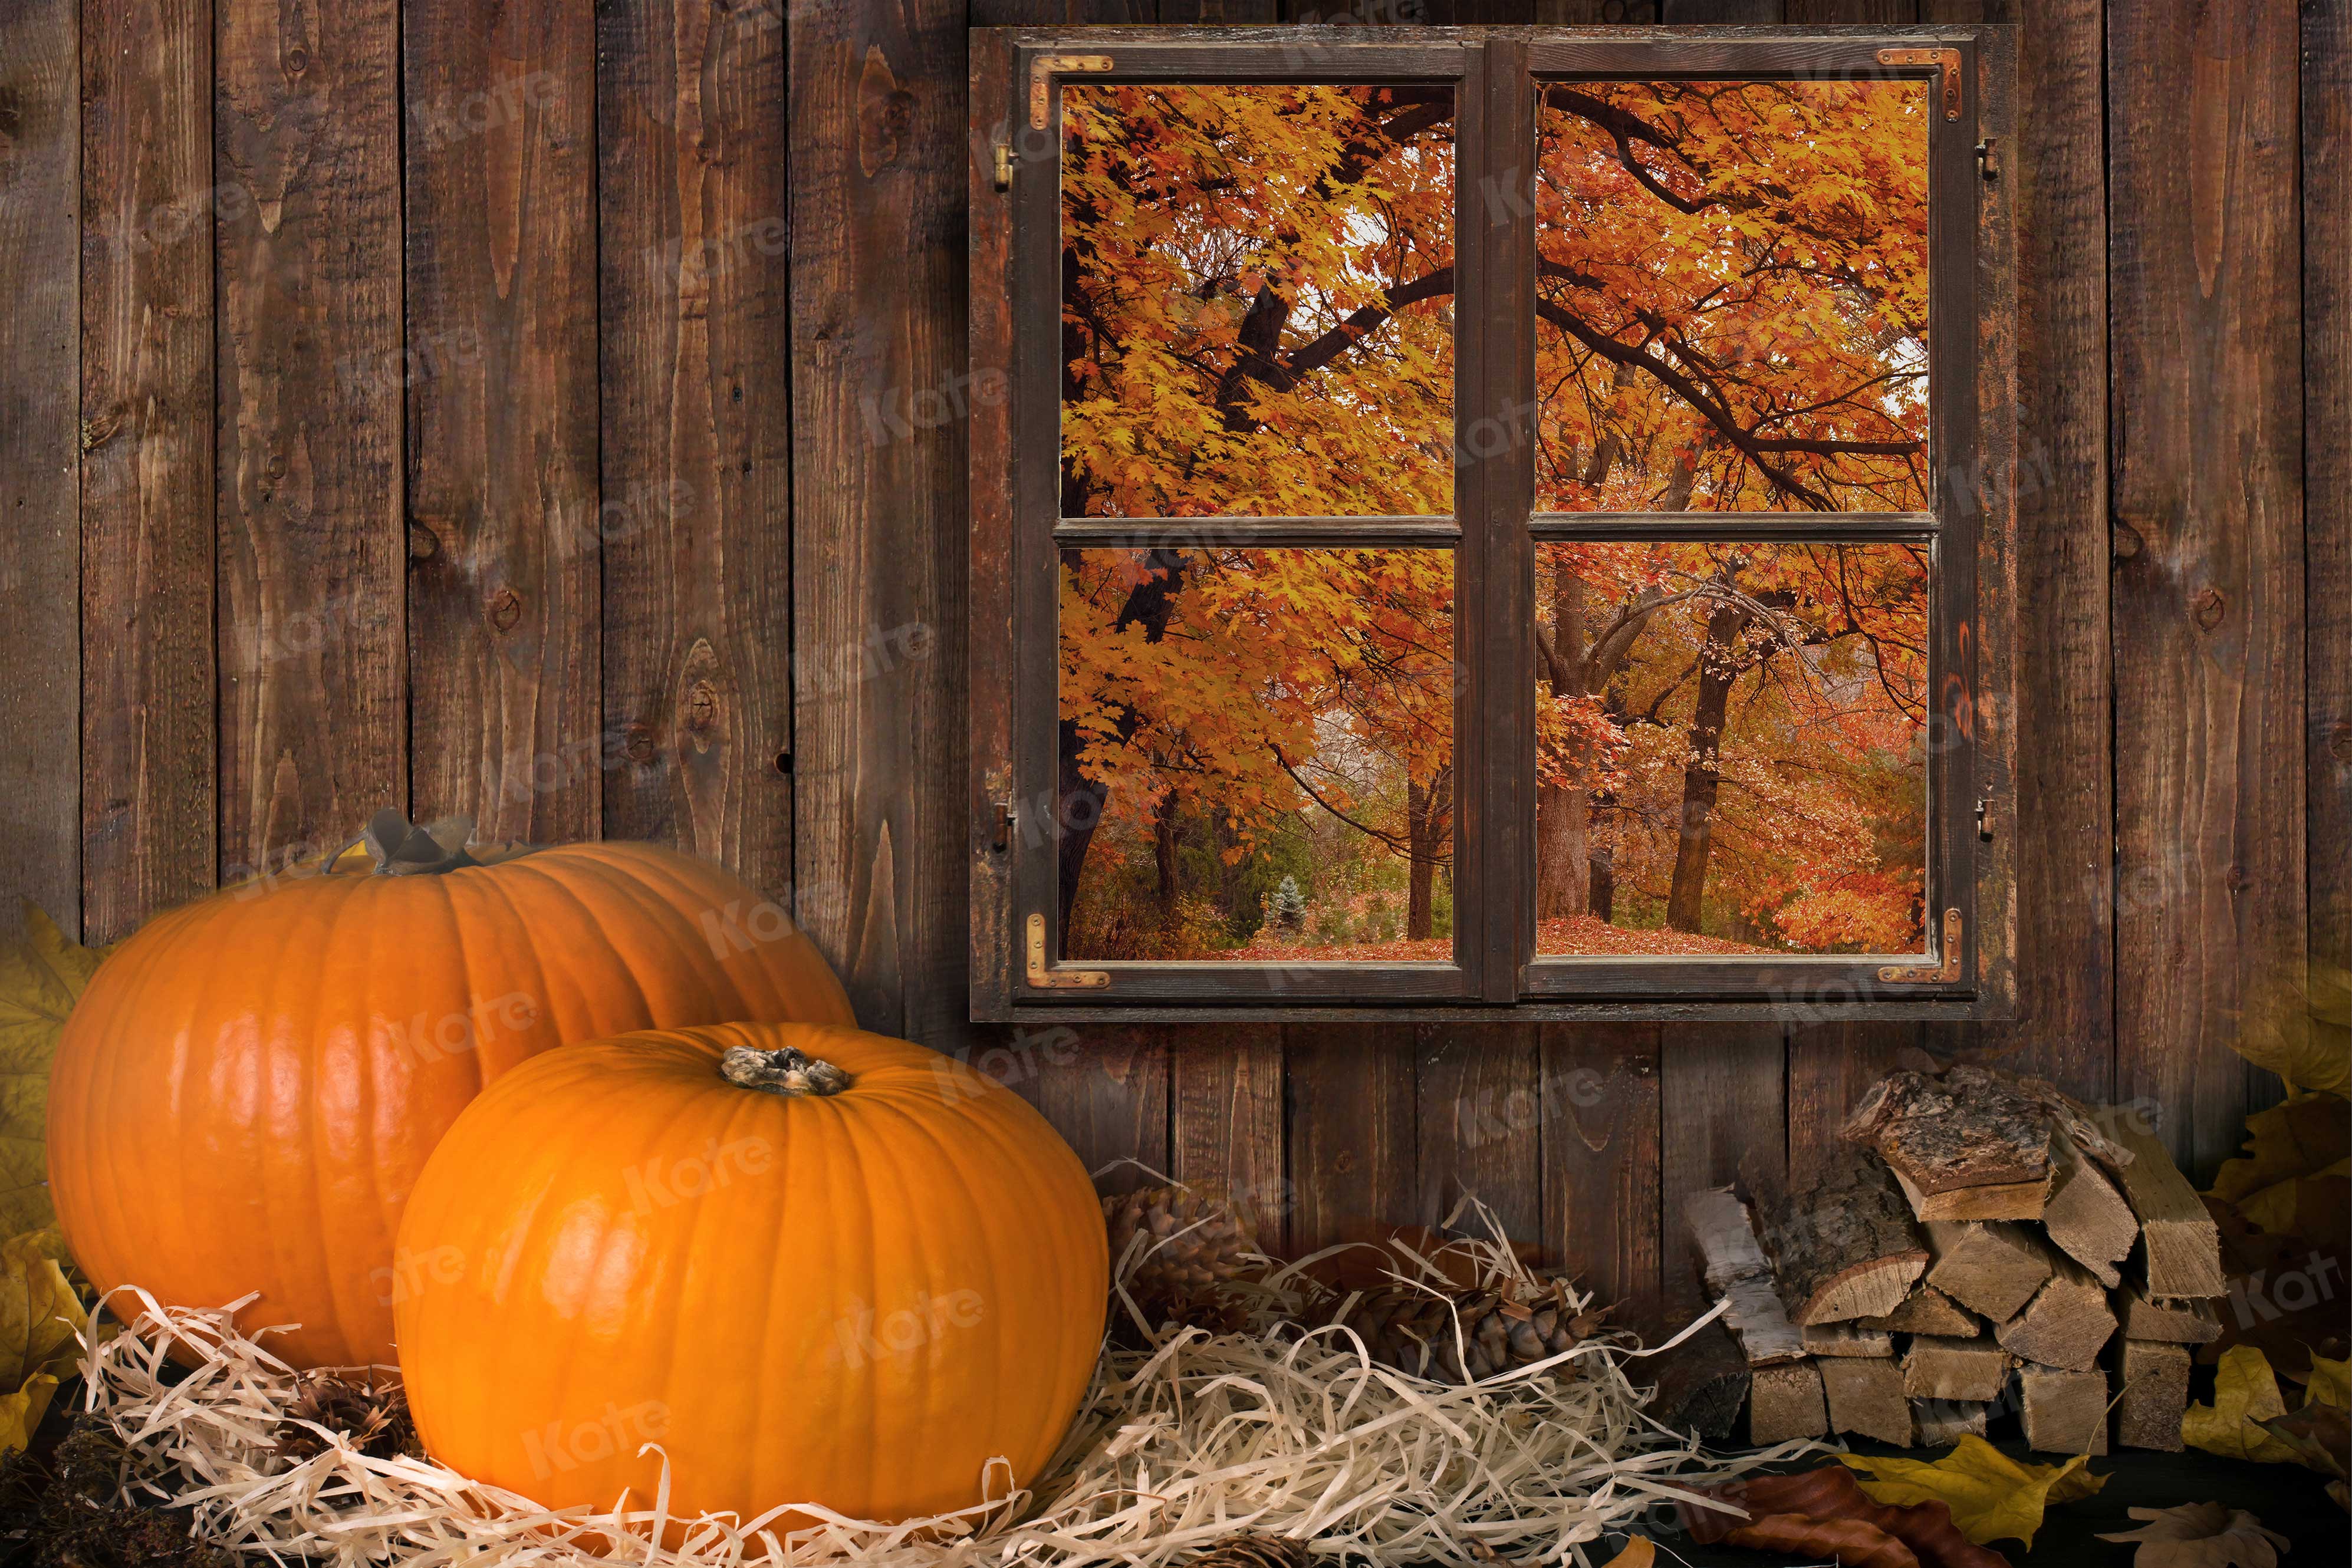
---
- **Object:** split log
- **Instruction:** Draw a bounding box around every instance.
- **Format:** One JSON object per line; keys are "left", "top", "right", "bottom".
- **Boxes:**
{"left": 1649, "top": 1317, "right": 1751, "bottom": 1441}
{"left": 1804, "top": 1322, "right": 1897, "bottom": 1358}
{"left": 1683, "top": 1186, "right": 1807, "bottom": 1365}
{"left": 1751, "top": 1153, "right": 1928, "bottom": 1325}
{"left": 1994, "top": 1251, "right": 2117, "bottom": 1371}
{"left": 1749, "top": 1359, "right": 1830, "bottom": 1445}
{"left": 1861, "top": 1283, "right": 1981, "bottom": 1338}
{"left": 2113, "top": 1338, "right": 2192, "bottom": 1452}
{"left": 2017, "top": 1364, "right": 2109, "bottom": 1455}
{"left": 2116, "top": 1279, "right": 2222, "bottom": 1344}
{"left": 1923, "top": 1220, "right": 2053, "bottom": 1322}
{"left": 2110, "top": 1116, "right": 2226, "bottom": 1299}
{"left": 1842, "top": 1065, "right": 2052, "bottom": 1198}
{"left": 1892, "top": 1164, "right": 2052, "bottom": 1222}
{"left": 2041, "top": 1128, "right": 2137, "bottom": 1286}
{"left": 1820, "top": 1356, "right": 1915, "bottom": 1445}
{"left": 1902, "top": 1334, "right": 2011, "bottom": 1402}
{"left": 1913, "top": 1399, "right": 1989, "bottom": 1445}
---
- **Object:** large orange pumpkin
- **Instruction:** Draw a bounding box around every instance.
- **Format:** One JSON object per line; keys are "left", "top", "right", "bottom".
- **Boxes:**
{"left": 394, "top": 1022, "right": 1106, "bottom": 1528}
{"left": 46, "top": 813, "right": 853, "bottom": 1369}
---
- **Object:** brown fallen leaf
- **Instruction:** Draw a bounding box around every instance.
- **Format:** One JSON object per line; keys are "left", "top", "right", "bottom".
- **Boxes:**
{"left": 2096, "top": 1503, "right": 2290, "bottom": 1568}
{"left": 1726, "top": 1512, "right": 1918, "bottom": 1568}
{"left": 1682, "top": 1465, "right": 2010, "bottom": 1568}
{"left": 1600, "top": 1540, "right": 1654, "bottom": 1568}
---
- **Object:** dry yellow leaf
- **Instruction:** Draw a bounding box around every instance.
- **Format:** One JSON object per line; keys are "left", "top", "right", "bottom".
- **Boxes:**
{"left": 0, "top": 1371, "right": 58, "bottom": 1454}
{"left": 2184, "top": 1345, "right": 2305, "bottom": 1465}
{"left": 0, "top": 1226, "right": 90, "bottom": 1454}
{"left": 2305, "top": 1353, "right": 2350, "bottom": 1409}
{"left": 2228, "top": 958, "right": 2349, "bottom": 1097}
{"left": 1838, "top": 1433, "right": 2104, "bottom": 1547}
{"left": 0, "top": 905, "right": 107, "bottom": 1236}
{"left": 2209, "top": 1093, "right": 2352, "bottom": 1244}
{"left": 1598, "top": 1539, "right": 1654, "bottom": 1568}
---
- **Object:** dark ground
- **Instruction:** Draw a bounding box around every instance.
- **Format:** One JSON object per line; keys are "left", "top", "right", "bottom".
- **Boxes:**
{"left": 1606, "top": 1437, "right": 2348, "bottom": 1567}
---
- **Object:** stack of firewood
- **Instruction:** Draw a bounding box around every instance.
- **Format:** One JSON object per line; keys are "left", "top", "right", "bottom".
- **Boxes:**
{"left": 1669, "top": 1065, "right": 2221, "bottom": 1455}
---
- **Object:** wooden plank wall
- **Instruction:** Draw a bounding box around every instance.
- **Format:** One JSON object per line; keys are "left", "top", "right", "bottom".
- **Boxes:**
{"left": 0, "top": 0, "right": 2334, "bottom": 1332}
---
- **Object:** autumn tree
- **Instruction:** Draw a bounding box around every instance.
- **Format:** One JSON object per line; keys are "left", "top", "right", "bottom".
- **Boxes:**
{"left": 1055, "top": 75, "right": 1933, "bottom": 958}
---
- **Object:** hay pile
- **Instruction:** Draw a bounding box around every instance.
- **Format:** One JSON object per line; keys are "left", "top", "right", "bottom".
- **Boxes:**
{"left": 68, "top": 1217, "right": 1806, "bottom": 1567}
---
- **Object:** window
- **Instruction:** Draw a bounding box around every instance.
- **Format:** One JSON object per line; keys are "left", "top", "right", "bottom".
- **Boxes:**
{"left": 969, "top": 24, "right": 2017, "bottom": 1022}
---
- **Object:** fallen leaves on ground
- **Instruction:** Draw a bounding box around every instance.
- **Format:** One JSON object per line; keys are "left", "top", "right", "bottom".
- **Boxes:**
{"left": 2096, "top": 1502, "right": 2290, "bottom": 1568}
{"left": 0, "top": 905, "right": 106, "bottom": 1236}
{"left": 2225, "top": 957, "right": 2349, "bottom": 1097}
{"left": 1838, "top": 1435, "right": 2100, "bottom": 1549}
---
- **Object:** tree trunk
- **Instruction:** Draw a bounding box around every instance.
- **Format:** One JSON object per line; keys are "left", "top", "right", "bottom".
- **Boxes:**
{"left": 1666, "top": 592, "right": 1750, "bottom": 934}
{"left": 1057, "top": 550, "right": 1189, "bottom": 923}
{"left": 1153, "top": 789, "right": 1181, "bottom": 913}
{"left": 1407, "top": 776, "right": 1436, "bottom": 941}
{"left": 1405, "top": 767, "right": 1450, "bottom": 941}
{"left": 1535, "top": 549, "right": 1591, "bottom": 920}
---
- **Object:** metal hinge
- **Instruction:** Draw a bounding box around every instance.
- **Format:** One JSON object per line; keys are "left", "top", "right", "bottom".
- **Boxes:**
{"left": 1975, "top": 136, "right": 2000, "bottom": 181}
{"left": 1877, "top": 47, "right": 1963, "bottom": 121}
{"left": 1975, "top": 792, "right": 1994, "bottom": 842}
{"left": 993, "top": 140, "right": 1013, "bottom": 190}
{"left": 1880, "top": 908, "right": 1963, "bottom": 984}
{"left": 1029, "top": 52, "right": 1113, "bottom": 131}
{"left": 1026, "top": 913, "right": 1110, "bottom": 990}
{"left": 993, "top": 797, "right": 1018, "bottom": 854}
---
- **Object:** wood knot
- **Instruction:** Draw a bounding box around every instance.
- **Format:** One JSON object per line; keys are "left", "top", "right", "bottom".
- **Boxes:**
{"left": 407, "top": 523, "right": 441, "bottom": 561}
{"left": 2192, "top": 586, "right": 2226, "bottom": 633}
{"left": 623, "top": 724, "right": 657, "bottom": 765}
{"left": 2110, "top": 522, "right": 2143, "bottom": 561}
{"left": 488, "top": 587, "right": 523, "bottom": 633}
{"left": 685, "top": 678, "right": 720, "bottom": 734}
{"left": 857, "top": 47, "right": 912, "bottom": 176}
{"left": 2331, "top": 723, "right": 2352, "bottom": 763}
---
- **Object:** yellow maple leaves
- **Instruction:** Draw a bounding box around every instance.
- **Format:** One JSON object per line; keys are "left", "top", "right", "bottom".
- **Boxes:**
{"left": 1838, "top": 1434, "right": 2104, "bottom": 1548}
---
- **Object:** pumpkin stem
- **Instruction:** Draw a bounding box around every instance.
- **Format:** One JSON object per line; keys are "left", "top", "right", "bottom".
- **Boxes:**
{"left": 720, "top": 1045, "right": 853, "bottom": 1097}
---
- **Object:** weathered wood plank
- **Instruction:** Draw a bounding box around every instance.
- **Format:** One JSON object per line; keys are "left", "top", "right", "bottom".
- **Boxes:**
{"left": 790, "top": 0, "right": 970, "bottom": 1041}
{"left": 598, "top": 0, "right": 795, "bottom": 888}
{"left": 1787, "top": 1020, "right": 1912, "bottom": 1187}
{"left": 0, "top": 0, "right": 78, "bottom": 938}
{"left": 2108, "top": 0, "right": 2306, "bottom": 1178}
{"left": 1286, "top": 1025, "right": 1418, "bottom": 1256}
{"left": 1925, "top": 0, "right": 2112, "bottom": 1100}
{"left": 215, "top": 0, "right": 407, "bottom": 876}
{"left": 1660, "top": 1023, "right": 1785, "bottom": 1323}
{"left": 78, "top": 0, "right": 215, "bottom": 944}
{"left": 2307, "top": 0, "right": 2350, "bottom": 1004}
{"left": 403, "top": 0, "right": 598, "bottom": 843}
{"left": 1034, "top": 1028, "right": 1170, "bottom": 1196}
{"left": 1540, "top": 1022, "right": 1661, "bottom": 1329}
{"left": 1171, "top": 1028, "right": 1286, "bottom": 1234}
{"left": 1417, "top": 1023, "right": 1542, "bottom": 1252}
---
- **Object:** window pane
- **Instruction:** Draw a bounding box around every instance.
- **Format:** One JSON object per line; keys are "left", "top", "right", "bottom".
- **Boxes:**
{"left": 1060, "top": 84, "right": 1456, "bottom": 518}
{"left": 1059, "top": 546, "right": 1456, "bottom": 961}
{"left": 1534, "top": 80, "right": 1930, "bottom": 512}
{"left": 1532, "top": 540, "right": 1930, "bottom": 957}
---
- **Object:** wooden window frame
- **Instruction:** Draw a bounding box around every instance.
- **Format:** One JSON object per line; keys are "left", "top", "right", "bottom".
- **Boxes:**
{"left": 968, "top": 23, "right": 2018, "bottom": 1026}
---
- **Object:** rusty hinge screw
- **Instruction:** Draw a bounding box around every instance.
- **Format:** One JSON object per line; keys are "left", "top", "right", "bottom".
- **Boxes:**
{"left": 1880, "top": 909, "right": 1965, "bottom": 984}
{"left": 992, "top": 140, "right": 1012, "bottom": 190}
{"left": 1877, "top": 47, "right": 1963, "bottom": 121}
{"left": 1029, "top": 52, "right": 1113, "bottom": 132}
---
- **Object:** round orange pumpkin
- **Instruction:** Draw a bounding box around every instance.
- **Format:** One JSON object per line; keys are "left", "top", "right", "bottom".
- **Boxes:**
{"left": 46, "top": 814, "right": 853, "bottom": 1369}
{"left": 393, "top": 1021, "right": 1107, "bottom": 1528}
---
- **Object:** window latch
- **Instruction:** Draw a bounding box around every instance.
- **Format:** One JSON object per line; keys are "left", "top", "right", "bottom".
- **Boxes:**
{"left": 1975, "top": 792, "right": 1994, "bottom": 841}
{"left": 993, "top": 797, "right": 1018, "bottom": 854}
{"left": 1026, "top": 913, "right": 1109, "bottom": 990}
{"left": 993, "top": 140, "right": 1013, "bottom": 191}
{"left": 1975, "top": 137, "right": 1999, "bottom": 181}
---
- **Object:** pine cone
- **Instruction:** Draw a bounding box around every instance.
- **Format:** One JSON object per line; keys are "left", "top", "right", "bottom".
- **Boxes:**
{"left": 1335, "top": 1279, "right": 1605, "bottom": 1384}
{"left": 277, "top": 1372, "right": 422, "bottom": 1463}
{"left": 1189, "top": 1533, "right": 1312, "bottom": 1568}
{"left": 1106, "top": 1184, "right": 1260, "bottom": 1299}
